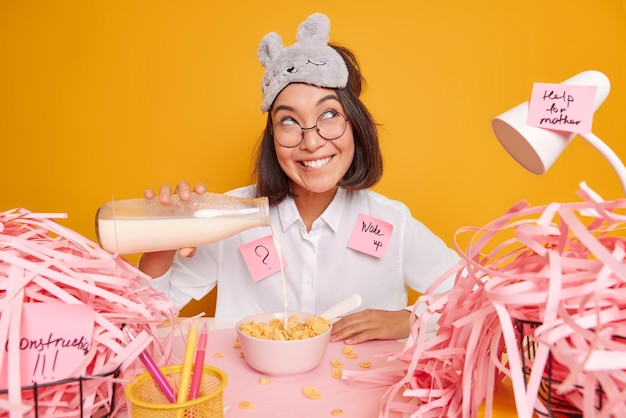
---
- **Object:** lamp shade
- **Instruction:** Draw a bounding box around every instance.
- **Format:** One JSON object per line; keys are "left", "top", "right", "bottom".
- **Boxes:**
{"left": 491, "top": 70, "right": 610, "bottom": 174}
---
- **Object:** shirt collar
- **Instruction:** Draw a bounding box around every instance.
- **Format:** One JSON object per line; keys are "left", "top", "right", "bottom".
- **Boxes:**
{"left": 276, "top": 187, "right": 347, "bottom": 233}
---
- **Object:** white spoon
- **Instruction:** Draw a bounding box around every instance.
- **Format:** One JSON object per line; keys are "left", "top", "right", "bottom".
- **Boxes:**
{"left": 317, "top": 294, "right": 362, "bottom": 321}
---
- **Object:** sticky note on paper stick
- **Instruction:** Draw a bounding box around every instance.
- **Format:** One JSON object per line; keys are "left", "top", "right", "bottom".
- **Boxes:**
{"left": 527, "top": 82, "right": 597, "bottom": 134}
{"left": 0, "top": 303, "right": 95, "bottom": 388}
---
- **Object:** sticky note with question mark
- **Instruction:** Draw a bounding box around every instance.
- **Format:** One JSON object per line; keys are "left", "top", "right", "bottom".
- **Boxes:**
{"left": 239, "top": 235, "right": 287, "bottom": 281}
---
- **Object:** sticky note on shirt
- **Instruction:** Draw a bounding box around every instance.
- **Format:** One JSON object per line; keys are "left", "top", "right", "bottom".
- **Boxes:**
{"left": 240, "top": 235, "right": 287, "bottom": 281}
{"left": 347, "top": 213, "right": 392, "bottom": 259}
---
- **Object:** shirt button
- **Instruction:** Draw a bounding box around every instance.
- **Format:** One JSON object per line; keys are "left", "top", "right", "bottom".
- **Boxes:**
{"left": 306, "top": 279, "right": 312, "bottom": 286}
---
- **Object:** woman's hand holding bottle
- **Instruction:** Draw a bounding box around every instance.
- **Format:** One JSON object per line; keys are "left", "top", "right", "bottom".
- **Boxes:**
{"left": 138, "top": 181, "right": 207, "bottom": 277}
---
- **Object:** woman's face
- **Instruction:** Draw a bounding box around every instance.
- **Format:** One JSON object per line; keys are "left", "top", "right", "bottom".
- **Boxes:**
{"left": 270, "top": 83, "right": 355, "bottom": 196}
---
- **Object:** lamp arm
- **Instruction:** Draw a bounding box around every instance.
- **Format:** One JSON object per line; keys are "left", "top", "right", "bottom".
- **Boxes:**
{"left": 578, "top": 132, "right": 626, "bottom": 196}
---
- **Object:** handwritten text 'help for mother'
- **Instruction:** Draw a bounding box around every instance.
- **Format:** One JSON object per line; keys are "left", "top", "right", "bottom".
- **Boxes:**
{"left": 527, "top": 82, "right": 597, "bottom": 134}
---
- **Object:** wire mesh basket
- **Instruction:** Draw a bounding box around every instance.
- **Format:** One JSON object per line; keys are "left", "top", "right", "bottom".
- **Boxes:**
{"left": 0, "top": 367, "right": 120, "bottom": 418}
{"left": 124, "top": 364, "right": 227, "bottom": 418}
{"left": 514, "top": 318, "right": 604, "bottom": 417}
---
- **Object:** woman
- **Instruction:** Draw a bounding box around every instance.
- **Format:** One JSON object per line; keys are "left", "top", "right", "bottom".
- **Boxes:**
{"left": 139, "top": 13, "right": 459, "bottom": 344}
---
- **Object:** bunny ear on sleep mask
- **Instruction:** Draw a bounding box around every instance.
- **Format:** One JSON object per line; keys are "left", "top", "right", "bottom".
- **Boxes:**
{"left": 257, "top": 13, "right": 349, "bottom": 113}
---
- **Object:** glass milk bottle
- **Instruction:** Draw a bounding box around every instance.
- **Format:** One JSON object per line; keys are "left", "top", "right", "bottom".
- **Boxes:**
{"left": 96, "top": 192, "right": 270, "bottom": 254}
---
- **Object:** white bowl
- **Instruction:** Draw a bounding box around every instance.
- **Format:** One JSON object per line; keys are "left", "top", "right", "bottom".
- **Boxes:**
{"left": 235, "top": 312, "right": 331, "bottom": 376}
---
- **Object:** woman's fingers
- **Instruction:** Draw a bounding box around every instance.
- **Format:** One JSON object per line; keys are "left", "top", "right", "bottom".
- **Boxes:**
{"left": 158, "top": 184, "right": 174, "bottom": 203}
{"left": 146, "top": 181, "right": 205, "bottom": 203}
{"left": 144, "top": 188, "right": 156, "bottom": 199}
{"left": 193, "top": 182, "right": 207, "bottom": 194}
{"left": 179, "top": 247, "right": 197, "bottom": 258}
{"left": 174, "top": 181, "right": 192, "bottom": 199}
{"left": 329, "top": 309, "right": 411, "bottom": 344}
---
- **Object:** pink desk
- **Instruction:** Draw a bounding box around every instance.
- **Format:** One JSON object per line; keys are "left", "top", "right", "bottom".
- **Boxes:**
{"left": 121, "top": 318, "right": 520, "bottom": 417}
{"left": 169, "top": 326, "right": 404, "bottom": 417}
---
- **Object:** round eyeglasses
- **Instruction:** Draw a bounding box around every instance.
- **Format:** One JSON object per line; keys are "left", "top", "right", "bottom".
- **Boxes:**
{"left": 272, "top": 109, "right": 348, "bottom": 148}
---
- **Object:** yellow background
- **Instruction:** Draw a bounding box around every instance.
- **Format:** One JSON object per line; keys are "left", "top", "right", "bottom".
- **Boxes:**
{"left": 2, "top": 1, "right": 626, "bottom": 316}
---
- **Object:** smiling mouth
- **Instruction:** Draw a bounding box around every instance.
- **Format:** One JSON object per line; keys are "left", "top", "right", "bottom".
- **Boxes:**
{"left": 301, "top": 156, "right": 332, "bottom": 169}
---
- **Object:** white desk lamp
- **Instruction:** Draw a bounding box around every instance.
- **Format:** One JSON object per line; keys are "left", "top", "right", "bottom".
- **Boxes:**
{"left": 491, "top": 70, "right": 626, "bottom": 195}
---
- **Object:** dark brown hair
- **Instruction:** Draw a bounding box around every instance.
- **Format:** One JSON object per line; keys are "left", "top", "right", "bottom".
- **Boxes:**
{"left": 253, "top": 43, "right": 383, "bottom": 205}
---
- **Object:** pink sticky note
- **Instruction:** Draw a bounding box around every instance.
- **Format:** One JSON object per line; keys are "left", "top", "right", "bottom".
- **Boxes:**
{"left": 527, "top": 82, "right": 597, "bottom": 134}
{"left": 239, "top": 235, "right": 287, "bottom": 281}
{"left": 347, "top": 213, "right": 393, "bottom": 259}
{"left": 0, "top": 303, "right": 95, "bottom": 388}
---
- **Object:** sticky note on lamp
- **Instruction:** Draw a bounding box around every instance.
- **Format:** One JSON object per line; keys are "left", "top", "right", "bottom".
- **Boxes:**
{"left": 527, "top": 82, "right": 597, "bottom": 134}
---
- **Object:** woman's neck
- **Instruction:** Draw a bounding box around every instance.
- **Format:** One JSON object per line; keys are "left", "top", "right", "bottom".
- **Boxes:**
{"left": 291, "top": 184, "right": 339, "bottom": 232}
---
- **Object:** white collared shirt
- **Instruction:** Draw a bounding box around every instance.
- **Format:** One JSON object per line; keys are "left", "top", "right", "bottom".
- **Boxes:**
{"left": 150, "top": 186, "right": 459, "bottom": 317}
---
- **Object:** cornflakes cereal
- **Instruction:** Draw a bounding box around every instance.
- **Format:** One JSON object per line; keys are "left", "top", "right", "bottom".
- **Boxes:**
{"left": 331, "top": 368, "right": 342, "bottom": 378}
{"left": 238, "top": 401, "right": 255, "bottom": 411}
{"left": 239, "top": 315, "right": 331, "bottom": 341}
{"left": 213, "top": 352, "right": 224, "bottom": 358}
{"left": 330, "top": 359, "right": 343, "bottom": 368}
{"left": 331, "top": 409, "right": 344, "bottom": 416}
{"left": 303, "top": 386, "right": 321, "bottom": 399}
{"left": 341, "top": 346, "right": 353, "bottom": 354}
{"left": 240, "top": 351, "right": 245, "bottom": 358}
{"left": 258, "top": 377, "right": 271, "bottom": 385}
{"left": 345, "top": 352, "right": 358, "bottom": 359}
{"left": 359, "top": 361, "right": 372, "bottom": 368}
{"left": 233, "top": 342, "right": 241, "bottom": 348}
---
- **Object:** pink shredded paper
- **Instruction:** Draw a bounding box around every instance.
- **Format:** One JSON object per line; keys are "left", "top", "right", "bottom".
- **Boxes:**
{"left": 361, "top": 183, "right": 626, "bottom": 417}
{"left": 0, "top": 208, "right": 178, "bottom": 417}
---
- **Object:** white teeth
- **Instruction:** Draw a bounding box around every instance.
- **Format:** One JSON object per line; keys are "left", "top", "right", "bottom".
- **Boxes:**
{"left": 302, "top": 157, "right": 331, "bottom": 168}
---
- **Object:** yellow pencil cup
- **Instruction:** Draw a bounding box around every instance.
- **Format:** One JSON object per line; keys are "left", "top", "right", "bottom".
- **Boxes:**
{"left": 124, "top": 364, "right": 227, "bottom": 418}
